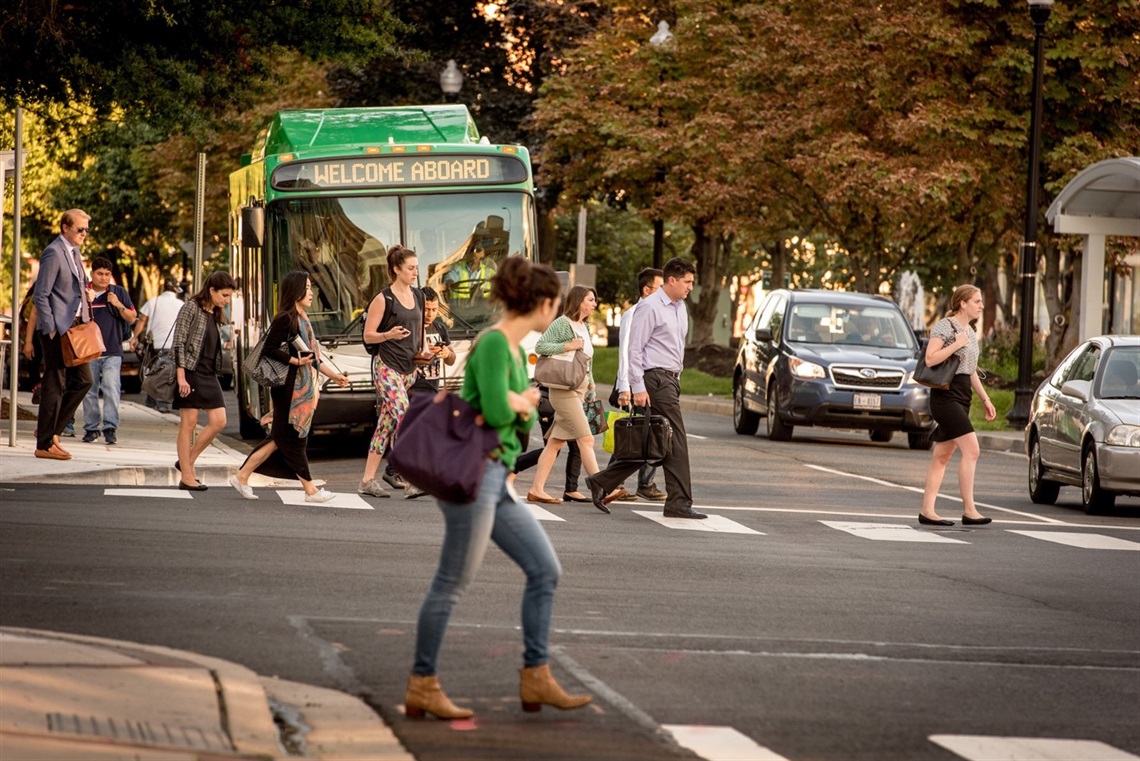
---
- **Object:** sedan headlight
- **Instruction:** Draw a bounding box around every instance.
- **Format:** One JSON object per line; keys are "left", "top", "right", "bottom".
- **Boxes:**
{"left": 789, "top": 356, "right": 826, "bottom": 379}
{"left": 1105, "top": 425, "right": 1140, "bottom": 447}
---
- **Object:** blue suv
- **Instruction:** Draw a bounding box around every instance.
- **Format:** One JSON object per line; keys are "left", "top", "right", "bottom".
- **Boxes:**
{"left": 733, "top": 289, "right": 935, "bottom": 449}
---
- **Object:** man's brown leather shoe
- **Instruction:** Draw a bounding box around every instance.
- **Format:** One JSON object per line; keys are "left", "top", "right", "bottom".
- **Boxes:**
{"left": 51, "top": 435, "right": 70, "bottom": 457}
{"left": 35, "top": 448, "right": 71, "bottom": 461}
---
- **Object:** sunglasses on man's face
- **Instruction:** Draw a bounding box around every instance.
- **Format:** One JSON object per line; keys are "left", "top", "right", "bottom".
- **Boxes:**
{"left": 74, "top": 227, "right": 89, "bottom": 234}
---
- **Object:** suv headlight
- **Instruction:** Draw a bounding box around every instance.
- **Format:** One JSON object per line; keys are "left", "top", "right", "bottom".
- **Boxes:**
{"left": 789, "top": 356, "right": 826, "bottom": 379}
{"left": 1105, "top": 425, "right": 1140, "bottom": 447}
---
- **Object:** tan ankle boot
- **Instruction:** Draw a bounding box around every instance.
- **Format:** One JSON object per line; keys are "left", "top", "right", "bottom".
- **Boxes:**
{"left": 519, "top": 664, "right": 591, "bottom": 712}
{"left": 404, "top": 674, "right": 474, "bottom": 719}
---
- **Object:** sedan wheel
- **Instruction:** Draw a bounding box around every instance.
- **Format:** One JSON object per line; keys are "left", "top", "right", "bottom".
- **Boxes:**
{"left": 1081, "top": 447, "right": 1116, "bottom": 515}
{"left": 1027, "top": 436, "right": 1060, "bottom": 505}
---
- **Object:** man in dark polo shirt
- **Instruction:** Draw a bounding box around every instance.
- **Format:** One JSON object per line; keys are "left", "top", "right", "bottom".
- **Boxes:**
{"left": 81, "top": 257, "right": 136, "bottom": 445}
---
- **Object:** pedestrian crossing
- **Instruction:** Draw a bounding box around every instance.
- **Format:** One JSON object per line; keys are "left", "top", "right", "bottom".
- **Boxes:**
{"left": 662, "top": 727, "right": 1140, "bottom": 761}
{"left": 98, "top": 487, "right": 1140, "bottom": 552}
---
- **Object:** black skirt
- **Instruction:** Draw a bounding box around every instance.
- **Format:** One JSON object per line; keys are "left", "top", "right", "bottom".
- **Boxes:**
{"left": 930, "top": 374, "right": 974, "bottom": 442}
{"left": 173, "top": 367, "right": 225, "bottom": 410}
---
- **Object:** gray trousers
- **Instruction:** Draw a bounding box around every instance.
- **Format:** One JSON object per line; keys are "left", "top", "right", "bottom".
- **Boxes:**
{"left": 591, "top": 369, "right": 692, "bottom": 511}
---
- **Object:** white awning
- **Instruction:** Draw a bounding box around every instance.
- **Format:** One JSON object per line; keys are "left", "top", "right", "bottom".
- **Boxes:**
{"left": 1046, "top": 156, "right": 1140, "bottom": 237}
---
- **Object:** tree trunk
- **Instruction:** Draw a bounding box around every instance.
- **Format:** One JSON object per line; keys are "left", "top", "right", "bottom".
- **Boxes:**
{"left": 687, "top": 224, "right": 734, "bottom": 348}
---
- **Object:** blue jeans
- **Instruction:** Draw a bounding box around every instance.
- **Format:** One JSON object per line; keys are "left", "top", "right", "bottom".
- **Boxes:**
{"left": 413, "top": 459, "right": 562, "bottom": 675}
{"left": 83, "top": 355, "right": 122, "bottom": 432}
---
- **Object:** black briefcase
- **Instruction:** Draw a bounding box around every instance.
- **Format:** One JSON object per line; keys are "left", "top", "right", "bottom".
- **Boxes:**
{"left": 612, "top": 410, "right": 673, "bottom": 466}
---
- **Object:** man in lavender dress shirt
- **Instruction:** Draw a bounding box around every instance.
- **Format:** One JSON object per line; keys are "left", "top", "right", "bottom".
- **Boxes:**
{"left": 587, "top": 258, "right": 706, "bottom": 519}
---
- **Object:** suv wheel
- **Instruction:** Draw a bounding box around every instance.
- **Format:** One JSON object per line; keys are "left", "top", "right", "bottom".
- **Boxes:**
{"left": 766, "top": 386, "right": 793, "bottom": 442}
{"left": 907, "top": 431, "right": 934, "bottom": 450}
{"left": 1027, "top": 434, "right": 1060, "bottom": 505}
{"left": 733, "top": 377, "right": 760, "bottom": 436}
{"left": 1081, "top": 446, "right": 1115, "bottom": 515}
{"left": 869, "top": 429, "right": 892, "bottom": 443}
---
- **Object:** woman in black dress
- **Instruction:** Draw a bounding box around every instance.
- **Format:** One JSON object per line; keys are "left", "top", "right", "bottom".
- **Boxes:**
{"left": 172, "top": 271, "right": 237, "bottom": 491}
{"left": 228, "top": 272, "right": 349, "bottom": 503}
{"left": 919, "top": 284, "right": 997, "bottom": 526}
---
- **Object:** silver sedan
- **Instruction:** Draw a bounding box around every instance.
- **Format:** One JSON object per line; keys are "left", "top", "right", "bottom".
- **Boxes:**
{"left": 1026, "top": 335, "right": 1140, "bottom": 514}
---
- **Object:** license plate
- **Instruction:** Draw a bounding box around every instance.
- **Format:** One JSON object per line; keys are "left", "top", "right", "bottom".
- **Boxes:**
{"left": 853, "top": 393, "right": 881, "bottom": 410}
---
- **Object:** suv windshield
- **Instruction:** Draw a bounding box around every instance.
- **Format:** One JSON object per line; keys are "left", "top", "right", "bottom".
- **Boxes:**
{"left": 787, "top": 303, "right": 917, "bottom": 350}
{"left": 269, "top": 191, "right": 534, "bottom": 340}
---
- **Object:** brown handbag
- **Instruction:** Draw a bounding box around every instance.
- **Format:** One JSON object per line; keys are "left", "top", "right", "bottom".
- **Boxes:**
{"left": 62, "top": 321, "right": 106, "bottom": 367}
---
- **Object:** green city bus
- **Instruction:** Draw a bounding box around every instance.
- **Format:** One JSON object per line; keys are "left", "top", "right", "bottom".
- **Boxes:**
{"left": 229, "top": 105, "right": 538, "bottom": 438}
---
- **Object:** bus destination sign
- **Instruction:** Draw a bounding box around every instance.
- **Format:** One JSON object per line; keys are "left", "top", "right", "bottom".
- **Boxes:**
{"left": 271, "top": 154, "right": 528, "bottom": 191}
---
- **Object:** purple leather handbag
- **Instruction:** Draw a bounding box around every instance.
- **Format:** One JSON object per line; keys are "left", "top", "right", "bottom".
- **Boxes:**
{"left": 389, "top": 389, "right": 502, "bottom": 504}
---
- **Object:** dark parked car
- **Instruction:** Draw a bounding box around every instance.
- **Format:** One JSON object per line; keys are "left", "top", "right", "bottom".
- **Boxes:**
{"left": 733, "top": 289, "right": 935, "bottom": 449}
{"left": 1026, "top": 335, "right": 1140, "bottom": 514}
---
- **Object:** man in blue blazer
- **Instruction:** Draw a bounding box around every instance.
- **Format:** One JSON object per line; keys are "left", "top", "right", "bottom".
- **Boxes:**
{"left": 33, "top": 209, "right": 95, "bottom": 460}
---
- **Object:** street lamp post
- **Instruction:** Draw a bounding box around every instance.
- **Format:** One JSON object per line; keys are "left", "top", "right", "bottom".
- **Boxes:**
{"left": 439, "top": 59, "right": 464, "bottom": 104}
{"left": 1007, "top": 0, "right": 1054, "bottom": 429}
{"left": 649, "top": 21, "right": 674, "bottom": 271}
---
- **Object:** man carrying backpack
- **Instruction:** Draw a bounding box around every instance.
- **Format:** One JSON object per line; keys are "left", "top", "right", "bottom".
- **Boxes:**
{"left": 81, "top": 257, "right": 136, "bottom": 445}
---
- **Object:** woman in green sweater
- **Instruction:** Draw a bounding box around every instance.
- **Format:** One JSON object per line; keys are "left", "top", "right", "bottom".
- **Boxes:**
{"left": 405, "top": 257, "right": 592, "bottom": 720}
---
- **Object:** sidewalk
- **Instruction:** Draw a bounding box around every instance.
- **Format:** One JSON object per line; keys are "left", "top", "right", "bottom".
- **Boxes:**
{"left": 0, "top": 627, "right": 412, "bottom": 761}
{"left": 1, "top": 391, "right": 265, "bottom": 486}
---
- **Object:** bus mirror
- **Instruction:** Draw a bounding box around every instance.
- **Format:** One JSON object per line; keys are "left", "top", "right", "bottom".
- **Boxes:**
{"left": 241, "top": 206, "right": 264, "bottom": 248}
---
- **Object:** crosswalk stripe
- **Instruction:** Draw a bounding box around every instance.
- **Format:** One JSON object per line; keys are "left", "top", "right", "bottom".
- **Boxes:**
{"left": 1007, "top": 531, "right": 1140, "bottom": 551}
{"left": 820, "top": 520, "right": 969, "bottom": 544}
{"left": 275, "top": 491, "right": 374, "bottom": 509}
{"left": 526, "top": 503, "right": 565, "bottom": 522}
{"left": 663, "top": 725, "right": 790, "bottom": 761}
{"left": 634, "top": 511, "right": 764, "bottom": 534}
{"left": 103, "top": 488, "right": 192, "bottom": 499}
{"left": 930, "top": 735, "right": 1140, "bottom": 760}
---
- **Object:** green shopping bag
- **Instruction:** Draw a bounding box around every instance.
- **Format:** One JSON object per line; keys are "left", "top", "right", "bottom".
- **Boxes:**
{"left": 602, "top": 409, "right": 630, "bottom": 453}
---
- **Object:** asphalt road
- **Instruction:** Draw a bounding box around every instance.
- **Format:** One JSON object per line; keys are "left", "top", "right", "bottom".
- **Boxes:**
{"left": 3, "top": 405, "right": 1139, "bottom": 761}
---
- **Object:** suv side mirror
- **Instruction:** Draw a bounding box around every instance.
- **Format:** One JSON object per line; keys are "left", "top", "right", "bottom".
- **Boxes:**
{"left": 754, "top": 327, "right": 772, "bottom": 343}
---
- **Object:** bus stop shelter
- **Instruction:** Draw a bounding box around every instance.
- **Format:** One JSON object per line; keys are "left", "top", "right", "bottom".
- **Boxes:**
{"left": 1045, "top": 156, "right": 1140, "bottom": 340}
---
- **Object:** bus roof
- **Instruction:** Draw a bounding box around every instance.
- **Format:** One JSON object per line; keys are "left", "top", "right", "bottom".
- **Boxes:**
{"left": 253, "top": 106, "right": 481, "bottom": 161}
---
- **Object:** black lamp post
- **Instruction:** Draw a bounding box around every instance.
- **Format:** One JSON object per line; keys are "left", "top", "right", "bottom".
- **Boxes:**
{"left": 1007, "top": 0, "right": 1053, "bottom": 430}
{"left": 439, "top": 59, "right": 463, "bottom": 104}
{"left": 649, "top": 21, "right": 674, "bottom": 270}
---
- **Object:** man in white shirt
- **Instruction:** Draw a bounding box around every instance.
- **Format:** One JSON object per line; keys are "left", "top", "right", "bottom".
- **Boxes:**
{"left": 134, "top": 276, "right": 183, "bottom": 411}
{"left": 608, "top": 267, "right": 666, "bottom": 502}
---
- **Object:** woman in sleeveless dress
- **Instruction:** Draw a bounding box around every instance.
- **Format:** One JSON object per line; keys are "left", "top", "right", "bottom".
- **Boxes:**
{"left": 358, "top": 246, "right": 423, "bottom": 498}
{"left": 919, "top": 284, "right": 997, "bottom": 527}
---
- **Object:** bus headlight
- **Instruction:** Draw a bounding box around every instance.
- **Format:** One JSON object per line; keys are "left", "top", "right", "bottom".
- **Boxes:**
{"left": 789, "top": 357, "right": 826, "bottom": 379}
{"left": 1105, "top": 425, "right": 1140, "bottom": 447}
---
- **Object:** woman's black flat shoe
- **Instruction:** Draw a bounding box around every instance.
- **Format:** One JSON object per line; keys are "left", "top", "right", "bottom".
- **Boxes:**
{"left": 962, "top": 515, "right": 992, "bottom": 526}
{"left": 918, "top": 515, "right": 954, "bottom": 526}
{"left": 179, "top": 481, "right": 208, "bottom": 492}
{"left": 562, "top": 492, "right": 591, "bottom": 503}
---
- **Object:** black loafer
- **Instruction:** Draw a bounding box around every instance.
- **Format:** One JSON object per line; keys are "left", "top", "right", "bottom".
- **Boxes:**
{"left": 179, "top": 481, "right": 208, "bottom": 492}
{"left": 663, "top": 506, "right": 708, "bottom": 520}
{"left": 962, "top": 515, "right": 993, "bottom": 526}
{"left": 918, "top": 514, "right": 955, "bottom": 526}
{"left": 562, "top": 492, "right": 591, "bottom": 503}
{"left": 583, "top": 476, "right": 611, "bottom": 514}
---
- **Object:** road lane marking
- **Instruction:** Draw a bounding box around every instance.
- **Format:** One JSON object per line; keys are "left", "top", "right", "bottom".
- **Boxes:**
{"left": 1007, "top": 531, "right": 1140, "bottom": 551}
{"left": 275, "top": 491, "right": 373, "bottom": 509}
{"left": 930, "top": 735, "right": 1140, "bottom": 760}
{"left": 693, "top": 505, "right": 1140, "bottom": 531}
{"left": 803, "top": 464, "right": 1066, "bottom": 523}
{"left": 663, "top": 725, "right": 790, "bottom": 761}
{"left": 820, "top": 520, "right": 969, "bottom": 544}
{"left": 103, "top": 488, "right": 192, "bottom": 499}
{"left": 526, "top": 503, "right": 565, "bottom": 521}
{"left": 634, "top": 511, "right": 764, "bottom": 534}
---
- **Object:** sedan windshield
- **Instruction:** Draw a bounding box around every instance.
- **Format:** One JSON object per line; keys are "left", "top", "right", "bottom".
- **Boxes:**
{"left": 1098, "top": 347, "right": 1140, "bottom": 399}
{"left": 787, "top": 304, "right": 917, "bottom": 351}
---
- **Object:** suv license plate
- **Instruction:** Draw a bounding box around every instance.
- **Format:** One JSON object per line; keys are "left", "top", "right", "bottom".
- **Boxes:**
{"left": 853, "top": 393, "right": 881, "bottom": 410}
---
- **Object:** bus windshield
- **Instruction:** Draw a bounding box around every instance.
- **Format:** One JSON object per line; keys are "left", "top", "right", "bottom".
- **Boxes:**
{"left": 268, "top": 191, "right": 534, "bottom": 339}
